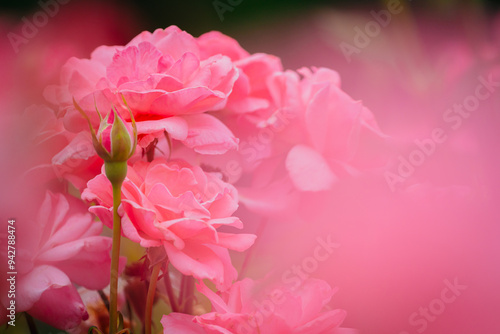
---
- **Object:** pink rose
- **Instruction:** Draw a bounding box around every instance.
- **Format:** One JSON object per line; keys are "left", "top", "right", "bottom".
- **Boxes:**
{"left": 45, "top": 26, "right": 239, "bottom": 154}
{"left": 162, "top": 278, "right": 352, "bottom": 334}
{"left": 0, "top": 192, "right": 121, "bottom": 330}
{"left": 82, "top": 159, "right": 256, "bottom": 289}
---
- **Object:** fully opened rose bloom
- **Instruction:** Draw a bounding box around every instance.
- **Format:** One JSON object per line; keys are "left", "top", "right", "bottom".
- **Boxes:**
{"left": 180, "top": 44, "right": 388, "bottom": 212}
{"left": 199, "top": 37, "right": 388, "bottom": 189}
{"left": 45, "top": 26, "right": 239, "bottom": 154}
{"left": 82, "top": 159, "right": 256, "bottom": 290}
{"left": 161, "top": 278, "right": 353, "bottom": 334}
{"left": 0, "top": 192, "right": 120, "bottom": 330}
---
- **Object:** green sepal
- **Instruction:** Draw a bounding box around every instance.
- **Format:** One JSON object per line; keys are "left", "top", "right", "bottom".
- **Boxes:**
{"left": 73, "top": 98, "right": 112, "bottom": 161}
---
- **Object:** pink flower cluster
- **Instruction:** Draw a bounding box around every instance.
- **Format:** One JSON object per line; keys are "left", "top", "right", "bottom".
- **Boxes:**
{"left": 44, "top": 26, "right": 388, "bottom": 192}
{"left": 4, "top": 24, "right": 388, "bottom": 332}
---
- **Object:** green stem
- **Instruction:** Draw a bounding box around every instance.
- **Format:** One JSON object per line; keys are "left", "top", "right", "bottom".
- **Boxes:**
{"left": 109, "top": 179, "right": 123, "bottom": 334}
{"left": 145, "top": 262, "right": 161, "bottom": 334}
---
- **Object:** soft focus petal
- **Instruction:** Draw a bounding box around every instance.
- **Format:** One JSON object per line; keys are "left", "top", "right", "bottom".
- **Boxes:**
{"left": 286, "top": 144, "right": 337, "bottom": 191}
